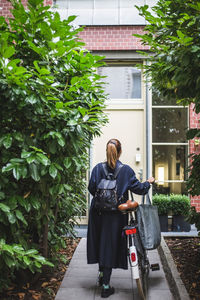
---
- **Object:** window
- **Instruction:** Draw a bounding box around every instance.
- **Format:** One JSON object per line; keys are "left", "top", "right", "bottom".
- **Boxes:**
{"left": 152, "top": 90, "right": 188, "bottom": 195}
{"left": 98, "top": 65, "right": 142, "bottom": 99}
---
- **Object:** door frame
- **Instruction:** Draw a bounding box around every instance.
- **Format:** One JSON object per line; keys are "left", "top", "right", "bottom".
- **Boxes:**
{"left": 78, "top": 53, "right": 151, "bottom": 224}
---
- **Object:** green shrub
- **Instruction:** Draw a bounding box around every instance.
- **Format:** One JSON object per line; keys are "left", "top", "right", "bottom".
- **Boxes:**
{"left": 0, "top": 0, "right": 107, "bottom": 290}
{"left": 170, "top": 194, "right": 190, "bottom": 216}
{"left": 152, "top": 194, "right": 170, "bottom": 215}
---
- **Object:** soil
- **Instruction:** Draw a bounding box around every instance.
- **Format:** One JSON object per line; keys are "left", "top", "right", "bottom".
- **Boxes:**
{"left": 0, "top": 238, "right": 80, "bottom": 300}
{"left": 165, "top": 237, "right": 200, "bottom": 300}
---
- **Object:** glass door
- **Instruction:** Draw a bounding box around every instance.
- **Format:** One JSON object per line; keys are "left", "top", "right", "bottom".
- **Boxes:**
{"left": 152, "top": 90, "right": 189, "bottom": 195}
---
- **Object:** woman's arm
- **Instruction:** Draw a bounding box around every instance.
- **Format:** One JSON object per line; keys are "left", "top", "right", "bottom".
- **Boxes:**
{"left": 128, "top": 167, "right": 154, "bottom": 195}
{"left": 88, "top": 165, "right": 98, "bottom": 196}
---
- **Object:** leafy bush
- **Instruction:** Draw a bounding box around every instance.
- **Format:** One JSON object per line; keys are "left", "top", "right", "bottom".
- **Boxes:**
{"left": 152, "top": 194, "right": 170, "bottom": 215}
{"left": 186, "top": 153, "right": 200, "bottom": 196}
{"left": 134, "top": 0, "right": 200, "bottom": 200}
{"left": 0, "top": 239, "right": 53, "bottom": 289}
{"left": 170, "top": 194, "right": 190, "bottom": 216}
{"left": 0, "top": 0, "right": 107, "bottom": 289}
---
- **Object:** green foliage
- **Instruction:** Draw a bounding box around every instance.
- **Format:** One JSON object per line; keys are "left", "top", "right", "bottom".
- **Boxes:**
{"left": 135, "top": 0, "right": 200, "bottom": 111}
{"left": 186, "top": 153, "right": 200, "bottom": 196}
{"left": 0, "top": 0, "right": 107, "bottom": 289}
{"left": 0, "top": 238, "right": 53, "bottom": 276}
{"left": 170, "top": 194, "right": 190, "bottom": 216}
{"left": 134, "top": 0, "right": 200, "bottom": 197}
{"left": 152, "top": 194, "right": 170, "bottom": 215}
{"left": 185, "top": 206, "right": 200, "bottom": 236}
{"left": 153, "top": 193, "right": 191, "bottom": 216}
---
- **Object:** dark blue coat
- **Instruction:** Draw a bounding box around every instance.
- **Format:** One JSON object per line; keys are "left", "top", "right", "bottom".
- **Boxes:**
{"left": 87, "top": 160, "right": 150, "bottom": 269}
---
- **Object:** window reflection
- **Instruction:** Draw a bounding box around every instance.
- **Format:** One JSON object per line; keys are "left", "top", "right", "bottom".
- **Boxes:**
{"left": 153, "top": 108, "right": 188, "bottom": 143}
{"left": 152, "top": 89, "right": 178, "bottom": 106}
{"left": 98, "top": 66, "right": 141, "bottom": 99}
{"left": 153, "top": 145, "right": 188, "bottom": 194}
{"left": 153, "top": 182, "right": 187, "bottom": 195}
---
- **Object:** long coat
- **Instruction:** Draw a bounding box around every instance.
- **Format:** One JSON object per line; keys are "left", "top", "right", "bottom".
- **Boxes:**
{"left": 87, "top": 160, "right": 150, "bottom": 269}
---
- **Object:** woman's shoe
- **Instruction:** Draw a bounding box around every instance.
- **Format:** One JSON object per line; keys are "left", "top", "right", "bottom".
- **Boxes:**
{"left": 101, "top": 286, "right": 115, "bottom": 298}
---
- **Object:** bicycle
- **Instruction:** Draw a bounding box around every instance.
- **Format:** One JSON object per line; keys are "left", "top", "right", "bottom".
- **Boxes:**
{"left": 118, "top": 195, "right": 160, "bottom": 300}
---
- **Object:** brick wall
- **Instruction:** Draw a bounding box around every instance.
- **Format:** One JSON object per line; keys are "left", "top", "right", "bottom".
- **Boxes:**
{"left": 189, "top": 103, "right": 200, "bottom": 211}
{"left": 78, "top": 25, "right": 150, "bottom": 51}
{"left": 0, "top": 0, "right": 52, "bottom": 18}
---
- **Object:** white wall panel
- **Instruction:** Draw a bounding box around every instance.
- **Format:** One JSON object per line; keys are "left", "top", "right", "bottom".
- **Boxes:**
{"left": 54, "top": 0, "right": 158, "bottom": 25}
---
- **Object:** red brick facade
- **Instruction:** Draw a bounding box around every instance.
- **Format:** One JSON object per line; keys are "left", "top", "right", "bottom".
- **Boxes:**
{"left": 79, "top": 25, "right": 149, "bottom": 51}
{"left": 189, "top": 104, "right": 200, "bottom": 211}
{"left": 0, "top": 0, "right": 52, "bottom": 18}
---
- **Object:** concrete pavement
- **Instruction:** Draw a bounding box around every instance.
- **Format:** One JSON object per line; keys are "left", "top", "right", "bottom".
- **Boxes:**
{"left": 55, "top": 238, "right": 176, "bottom": 300}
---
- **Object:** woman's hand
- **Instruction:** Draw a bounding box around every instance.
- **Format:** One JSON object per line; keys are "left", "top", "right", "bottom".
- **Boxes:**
{"left": 147, "top": 177, "right": 155, "bottom": 184}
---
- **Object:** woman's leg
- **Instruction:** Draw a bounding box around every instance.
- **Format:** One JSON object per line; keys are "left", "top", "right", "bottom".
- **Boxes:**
{"left": 98, "top": 265, "right": 112, "bottom": 286}
{"left": 100, "top": 267, "right": 114, "bottom": 298}
{"left": 102, "top": 267, "right": 112, "bottom": 285}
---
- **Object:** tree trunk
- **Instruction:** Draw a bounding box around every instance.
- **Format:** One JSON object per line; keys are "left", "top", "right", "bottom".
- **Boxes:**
{"left": 42, "top": 220, "right": 49, "bottom": 258}
{"left": 42, "top": 197, "right": 49, "bottom": 258}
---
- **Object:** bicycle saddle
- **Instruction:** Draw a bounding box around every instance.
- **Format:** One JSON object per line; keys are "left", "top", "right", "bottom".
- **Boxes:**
{"left": 118, "top": 200, "right": 138, "bottom": 211}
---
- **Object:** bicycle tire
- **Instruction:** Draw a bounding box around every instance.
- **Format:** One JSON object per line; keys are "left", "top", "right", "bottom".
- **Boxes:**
{"left": 130, "top": 265, "right": 146, "bottom": 300}
{"left": 140, "top": 265, "right": 148, "bottom": 298}
{"left": 138, "top": 255, "right": 149, "bottom": 299}
{"left": 136, "top": 278, "right": 146, "bottom": 300}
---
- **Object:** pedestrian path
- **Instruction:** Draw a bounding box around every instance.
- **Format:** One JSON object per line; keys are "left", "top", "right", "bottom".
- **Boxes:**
{"left": 55, "top": 238, "right": 175, "bottom": 300}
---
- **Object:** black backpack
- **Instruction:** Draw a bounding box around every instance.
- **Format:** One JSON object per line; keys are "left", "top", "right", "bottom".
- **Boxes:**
{"left": 93, "top": 162, "right": 124, "bottom": 211}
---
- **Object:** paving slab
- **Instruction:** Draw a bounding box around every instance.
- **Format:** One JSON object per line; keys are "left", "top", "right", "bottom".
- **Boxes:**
{"left": 55, "top": 238, "right": 175, "bottom": 300}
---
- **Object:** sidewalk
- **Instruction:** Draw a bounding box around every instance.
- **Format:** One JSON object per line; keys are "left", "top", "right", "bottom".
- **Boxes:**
{"left": 55, "top": 238, "right": 175, "bottom": 300}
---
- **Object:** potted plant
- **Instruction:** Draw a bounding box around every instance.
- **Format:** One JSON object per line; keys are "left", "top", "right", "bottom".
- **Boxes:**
{"left": 152, "top": 194, "right": 170, "bottom": 232}
{"left": 170, "top": 194, "right": 191, "bottom": 232}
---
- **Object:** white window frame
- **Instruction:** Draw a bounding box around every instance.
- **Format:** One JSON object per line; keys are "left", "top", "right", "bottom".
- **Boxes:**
{"left": 151, "top": 103, "right": 189, "bottom": 189}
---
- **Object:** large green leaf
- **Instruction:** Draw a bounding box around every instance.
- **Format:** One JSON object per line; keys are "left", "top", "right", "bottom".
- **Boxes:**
{"left": 23, "top": 256, "right": 31, "bottom": 265}
{"left": 0, "top": 203, "right": 10, "bottom": 213}
{"left": 13, "top": 165, "right": 22, "bottom": 180}
{"left": 2, "top": 244, "right": 14, "bottom": 255}
{"left": 4, "top": 255, "right": 15, "bottom": 267}
{"left": 36, "top": 153, "right": 49, "bottom": 166}
{"left": 49, "top": 164, "right": 57, "bottom": 179}
{"left": 2, "top": 163, "right": 13, "bottom": 173}
{"left": 7, "top": 213, "right": 17, "bottom": 224}
{"left": 63, "top": 157, "right": 72, "bottom": 169}
{"left": 26, "top": 94, "right": 38, "bottom": 104}
{"left": 4, "top": 46, "right": 15, "bottom": 59}
{"left": 30, "top": 197, "right": 41, "bottom": 210}
{"left": 3, "top": 135, "right": 12, "bottom": 149}
{"left": 15, "top": 210, "right": 28, "bottom": 226}
{"left": 18, "top": 197, "right": 31, "bottom": 212}
{"left": 29, "top": 164, "right": 40, "bottom": 181}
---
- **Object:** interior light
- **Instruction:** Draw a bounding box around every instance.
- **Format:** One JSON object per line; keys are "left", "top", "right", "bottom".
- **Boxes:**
{"left": 158, "top": 167, "right": 164, "bottom": 185}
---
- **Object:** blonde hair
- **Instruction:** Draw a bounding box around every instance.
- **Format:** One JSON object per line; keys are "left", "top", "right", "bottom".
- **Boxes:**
{"left": 106, "top": 139, "right": 121, "bottom": 169}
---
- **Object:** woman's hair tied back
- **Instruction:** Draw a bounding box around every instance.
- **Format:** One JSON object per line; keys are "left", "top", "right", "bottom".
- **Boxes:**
{"left": 106, "top": 139, "right": 121, "bottom": 169}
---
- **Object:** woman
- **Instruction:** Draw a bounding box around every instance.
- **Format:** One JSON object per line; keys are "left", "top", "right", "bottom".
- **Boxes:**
{"left": 87, "top": 138, "right": 154, "bottom": 298}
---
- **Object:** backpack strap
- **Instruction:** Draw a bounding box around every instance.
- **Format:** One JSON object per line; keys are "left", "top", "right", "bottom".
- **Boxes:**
{"left": 102, "top": 162, "right": 123, "bottom": 179}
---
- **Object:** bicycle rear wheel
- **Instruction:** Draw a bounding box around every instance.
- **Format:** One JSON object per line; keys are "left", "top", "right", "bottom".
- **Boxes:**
{"left": 138, "top": 255, "right": 149, "bottom": 299}
{"left": 136, "top": 278, "right": 146, "bottom": 300}
{"left": 130, "top": 265, "right": 145, "bottom": 300}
